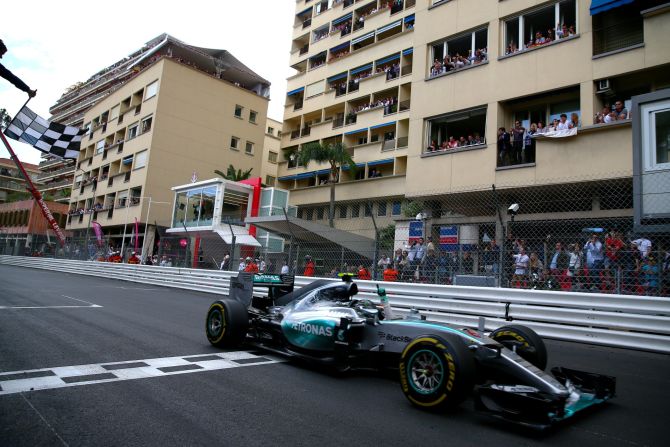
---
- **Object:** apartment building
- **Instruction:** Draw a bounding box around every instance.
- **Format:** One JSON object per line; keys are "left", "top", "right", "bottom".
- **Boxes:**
{"left": 40, "top": 36, "right": 181, "bottom": 212}
{"left": 0, "top": 158, "right": 41, "bottom": 204}
{"left": 281, "top": 0, "right": 670, "bottom": 247}
{"left": 65, "top": 34, "right": 271, "bottom": 255}
{"left": 279, "top": 0, "right": 417, "bottom": 239}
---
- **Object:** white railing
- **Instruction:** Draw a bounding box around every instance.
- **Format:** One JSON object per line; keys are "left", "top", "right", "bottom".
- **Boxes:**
{"left": 2, "top": 256, "right": 669, "bottom": 353}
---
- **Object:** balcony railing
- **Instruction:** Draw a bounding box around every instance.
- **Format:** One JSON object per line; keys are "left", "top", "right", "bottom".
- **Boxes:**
{"left": 301, "top": 127, "right": 311, "bottom": 137}
{"left": 397, "top": 136, "right": 408, "bottom": 148}
{"left": 302, "top": 18, "right": 312, "bottom": 29}
{"left": 399, "top": 100, "right": 411, "bottom": 112}
{"left": 293, "top": 102, "right": 303, "bottom": 111}
{"left": 382, "top": 139, "right": 396, "bottom": 151}
{"left": 332, "top": 117, "right": 344, "bottom": 129}
{"left": 37, "top": 165, "right": 75, "bottom": 180}
{"left": 291, "top": 130, "right": 301, "bottom": 140}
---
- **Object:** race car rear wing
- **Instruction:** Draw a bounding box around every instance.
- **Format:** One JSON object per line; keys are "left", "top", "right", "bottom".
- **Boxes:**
{"left": 229, "top": 273, "right": 294, "bottom": 307}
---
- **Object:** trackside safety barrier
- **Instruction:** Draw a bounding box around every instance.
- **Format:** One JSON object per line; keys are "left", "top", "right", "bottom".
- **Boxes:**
{"left": 2, "top": 256, "right": 669, "bottom": 354}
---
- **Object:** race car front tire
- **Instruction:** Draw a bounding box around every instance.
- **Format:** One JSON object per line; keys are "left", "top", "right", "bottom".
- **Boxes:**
{"left": 206, "top": 299, "right": 249, "bottom": 348}
{"left": 489, "top": 324, "right": 547, "bottom": 370}
{"left": 399, "top": 335, "right": 475, "bottom": 410}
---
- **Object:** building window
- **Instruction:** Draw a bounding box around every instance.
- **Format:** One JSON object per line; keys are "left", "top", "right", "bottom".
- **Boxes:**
{"left": 306, "top": 208, "right": 314, "bottom": 220}
{"left": 234, "top": 105, "right": 243, "bottom": 118}
{"left": 268, "top": 151, "right": 278, "bottom": 163}
{"left": 230, "top": 136, "right": 239, "bottom": 150}
{"left": 392, "top": 200, "right": 402, "bottom": 216}
{"left": 317, "top": 207, "right": 324, "bottom": 220}
{"left": 377, "top": 201, "right": 387, "bottom": 217}
{"left": 425, "top": 107, "right": 487, "bottom": 154}
{"left": 145, "top": 80, "right": 158, "bottom": 100}
{"left": 339, "top": 204, "right": 348, "bottom": 219}
{"left": 141, "top": 116, "right": 153, "bottom": 134}
{"left": 591, "top": 1, "right": 662, "bottom": 55}
{"left": 245, "top": 141, "right": 254, "bottom": 154}
{"left": 430, "top": 28, "right": 488, "bottom": 77}
{"left": 268, "top": 126, "right": 275, "bottom": 135}
{"left": 127, "top": 123, "right": 139, "bottom": 140}
{"left": 265, "top": 175, "right": 276, "bottom": 186}
{"left": 95, "top": 140, "right": 105, "bottom": 155}
{"left": 249, "top": 110, "right": 257, "bottom": 123}
{"left": 134, "top": 150, "right": 148, "bottom": 169}
{"left": 351, "top": 203, "right": 360, "bottom": 218}
{"left": 364, "top": 203, "right": 372, "bottom": 217}
{"left": 641, "top": 99, "right": 670, "bottom": 171}
{"left": 503, "top": 0, "right": 577, "bottom": 56}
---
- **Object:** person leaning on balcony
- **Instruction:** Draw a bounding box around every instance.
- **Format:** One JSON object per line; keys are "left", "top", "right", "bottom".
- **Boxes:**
{"left": 613, "top": 100, "right": 628, "bottom": 120}
{"left": 0, "top": 39, "right": 37, "bottom": 97}
{"left": 556, "top": 114, "right": 571, "bottom": 131}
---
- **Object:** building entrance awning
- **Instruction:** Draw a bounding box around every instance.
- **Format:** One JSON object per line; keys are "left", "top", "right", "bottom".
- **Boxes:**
{"left": 214, "top": 227, "right": 261, "bottom": 247}
{"left": 245, "top": 215, "right": 376, "bottom": 259}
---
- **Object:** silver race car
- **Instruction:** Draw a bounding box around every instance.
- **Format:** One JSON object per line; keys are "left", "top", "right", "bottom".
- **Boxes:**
{"left": 206, "top": 273, "right": 615, "bottom": 429}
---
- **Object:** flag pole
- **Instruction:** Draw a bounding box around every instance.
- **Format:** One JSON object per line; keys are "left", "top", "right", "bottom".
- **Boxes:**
{"left": 1, "top": 100, "right": 67, "bottom": 247}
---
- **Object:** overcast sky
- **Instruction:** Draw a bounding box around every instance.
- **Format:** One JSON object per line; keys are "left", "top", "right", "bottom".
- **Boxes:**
{"left": 0, "top": 0, "right": 295, "bottom": 165}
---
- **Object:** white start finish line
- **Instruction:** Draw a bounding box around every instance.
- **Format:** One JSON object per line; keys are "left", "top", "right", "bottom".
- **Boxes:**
{"left": 0, "top": 351, "right": 283, "bottom": 395}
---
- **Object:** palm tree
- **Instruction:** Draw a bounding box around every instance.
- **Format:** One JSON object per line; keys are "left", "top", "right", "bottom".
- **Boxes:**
{"left": 297, "top": 141, "right": 356, "bottom": 227}
{"left": 214, "top": 164, "right": 253, "bottom": 181}
{"left": 0, "top": 108, "right": 11, "bottom": 131}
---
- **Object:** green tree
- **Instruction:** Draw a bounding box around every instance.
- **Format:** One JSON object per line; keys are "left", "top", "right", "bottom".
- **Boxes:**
{"left": 214, "top": 164, "right": 253, "bottom": 181}
{"left": 0, "top": 108, "right": 11, "bottom": 130}
{"left": 297, "top": 141, "right": 356, "bottom": 227}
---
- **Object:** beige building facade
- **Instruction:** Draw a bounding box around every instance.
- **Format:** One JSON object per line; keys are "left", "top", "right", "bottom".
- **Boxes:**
{"left": 262, "top": 117, "right": 283, "bottom": 187}
{"left": 280, "top": 0, "right": 670, "bottom": 242}
{"left": 65, "top": 36, "right": 270, "bottom": 255}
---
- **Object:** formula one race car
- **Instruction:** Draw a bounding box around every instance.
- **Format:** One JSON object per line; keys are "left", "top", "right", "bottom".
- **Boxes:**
{"left": 205, "top": 273, "right": 615, "bottom": 429}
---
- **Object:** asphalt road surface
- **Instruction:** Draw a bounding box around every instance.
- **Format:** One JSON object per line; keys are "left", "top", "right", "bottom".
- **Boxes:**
{"left": 1, "top": 264, "right": 668, "bottom": 447}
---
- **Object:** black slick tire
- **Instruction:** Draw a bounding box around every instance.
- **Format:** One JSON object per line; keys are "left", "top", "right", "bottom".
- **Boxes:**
{"left": 206, "top": 299, "right": 249, "bottom": 348}
{"left": 399, "top": 334, "right": 475, "bottom": 410}
{"left": 489, "top": 324, "right": 547, "bottom": 370}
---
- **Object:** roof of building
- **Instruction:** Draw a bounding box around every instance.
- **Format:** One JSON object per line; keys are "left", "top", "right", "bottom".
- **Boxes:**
{"left": 0, "top": 157, "right": 40, "bottom": 172}
{"left": 50, "top": 33, "right": 270, "bottom": 123}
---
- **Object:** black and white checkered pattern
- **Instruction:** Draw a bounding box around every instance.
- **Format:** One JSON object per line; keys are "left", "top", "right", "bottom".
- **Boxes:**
{"left": 4, "top": 106, "right": 85, "bottom": 159}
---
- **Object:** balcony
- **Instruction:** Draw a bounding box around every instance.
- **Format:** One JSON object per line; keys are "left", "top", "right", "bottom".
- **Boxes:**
{"left": 593, "top": 20, "right": 643, "bottom": 56}
{"left": 37, "top": 165, "right": 75, "bottom": 180}
{"left": 288, "top": 174, "right": 407, "bottom": 206}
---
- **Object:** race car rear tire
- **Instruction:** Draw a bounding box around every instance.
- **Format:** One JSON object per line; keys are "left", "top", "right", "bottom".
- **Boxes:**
{"left": 399, "top": 335, "right": 475, "bottom": 410}
{"left": 489, "top": 324, "right": 547, "bottom": 370}
{"left": 206, "top": 300, "right": 248, "bottom": 348}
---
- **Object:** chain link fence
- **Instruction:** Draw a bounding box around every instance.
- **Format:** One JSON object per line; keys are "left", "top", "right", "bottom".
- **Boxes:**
{"left": 2, "top": 174, "right": 668, "bottom": 297}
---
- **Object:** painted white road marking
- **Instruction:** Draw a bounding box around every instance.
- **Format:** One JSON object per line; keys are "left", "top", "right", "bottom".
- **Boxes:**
{"left": 0, "top": 351, "right": 282, "bottom": 395}
{"left": 0, "top": 295, "right": 102, "bottom": 310}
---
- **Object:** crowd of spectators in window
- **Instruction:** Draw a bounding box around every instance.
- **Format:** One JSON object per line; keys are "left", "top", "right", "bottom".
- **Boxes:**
{"left": 332, "top": 20, "right": 351, "bottom": 37}
{"left": 506, "top": 23, "right": 576, "bottom": 55}
{"left": 426, "top": 133, "right": 485, "bottom": 153}
{"left": 594, "top": 100, "right": 630, "bottom": 123}
{"left": 497, "top": 112, "right": 580, "bottom": 166}
{"left": 350, "top": 96, "right": 397, "bottom": 115}
{"left": 430, "top": 48, "right": 487, "bottom": 77}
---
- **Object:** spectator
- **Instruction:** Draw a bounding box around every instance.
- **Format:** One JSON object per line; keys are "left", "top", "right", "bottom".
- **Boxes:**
{"left": 619, "top": 242, "right": 641, "bottom": 293}
{"left": 220, "top": 254, "right": 231, "bottom": 271}
{"left": 512, "top": 248, "right": 530, "bottom": 287}
{"left": 281, "top": 261, "right": 289, "bottom": 275}
{"left": 632, "top": 236, "right": 652, "bottom": 258}
{"left": 584, "top": 233, "right": 605, "bottom": 289}
{"left": 127, "top": 252, "right": 140, "bottom": 264}
{"left": 512, "top": 121, "right": 525, "bottom": 164}
{"left": 358, "top": 264, "right": 371, "bottom": 280}
{"left": 613, "top": 100, "right": 628, "bottom": 119}
{"left": 238, "top": 258, "right": 246, "bottom": 271}
{"left": 640, "top": 256, "right": 659, "bottom": 295}
{"left": 570, "top": 112, "right": 580, "bottom": 128}
{"left": 383, "top": 263, "right": 399, "bottom": 282}
{"left": 303, "top": 255, "right": 315, "bottom": 276}
{"left": 244, "top": 258, "right": 259, "bottom": 273}
{"left": 556, "top": 114, "right": 571, "bottom": 131}
{"left": 497, "top": 127, "right": 510, "bottom": 163}
{"left": 462, "top": 251, "right": 474, "bottom": 274}
{"left": 423, "top": 249, "right": 438, "bottom": 282}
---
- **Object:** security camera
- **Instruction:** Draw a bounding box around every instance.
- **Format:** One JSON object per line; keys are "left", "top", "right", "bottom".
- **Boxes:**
{"left": 416, "top": 212, "right": 426, "bottom": 220}
{"left": 508, "top": 203, "right": 520, "bottom": 215}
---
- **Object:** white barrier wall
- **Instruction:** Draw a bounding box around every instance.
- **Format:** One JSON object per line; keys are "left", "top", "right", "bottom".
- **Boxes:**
{"left": 1, "top": 255, "right": 669, "bottom": 353}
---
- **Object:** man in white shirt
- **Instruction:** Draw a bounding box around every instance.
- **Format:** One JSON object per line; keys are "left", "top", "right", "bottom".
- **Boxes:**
{"left": 632, "top": 237, "right": 652, "bottom": 258}
{"left": 512, "top": 249, "right": 530, "bottom": 287}
{"left": 556, "top": 114, "right": 571, "bottom": 131}
{"left": 280, "top": 261, "right": 289, "bottom": 275}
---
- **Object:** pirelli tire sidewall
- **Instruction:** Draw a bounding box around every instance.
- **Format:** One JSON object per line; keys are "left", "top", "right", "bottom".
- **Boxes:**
{"left": 489, "top": 324, "right": 548, "bottom": 371}
{"left": 399, "top": 335, "right": 475, "bottom": 410}
{"left": 206, "top": 299, "right": 249, "bottom": 348}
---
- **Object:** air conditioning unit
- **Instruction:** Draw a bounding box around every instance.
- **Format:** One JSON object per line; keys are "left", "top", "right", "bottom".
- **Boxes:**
{"left": 597, "top": 79, "right": 611, "bottom": 93}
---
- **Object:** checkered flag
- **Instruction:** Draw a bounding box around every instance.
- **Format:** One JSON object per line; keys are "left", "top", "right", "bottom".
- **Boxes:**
{"left": 3, "top": 106, "right": 85, "bottom": 159}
